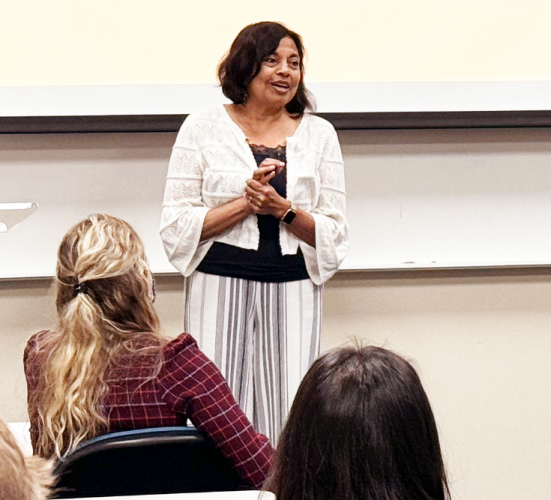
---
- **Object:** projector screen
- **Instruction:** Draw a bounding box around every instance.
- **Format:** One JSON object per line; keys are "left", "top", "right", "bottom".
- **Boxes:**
{"left": 2, "top": 0, "right": 551, "bottom": 118}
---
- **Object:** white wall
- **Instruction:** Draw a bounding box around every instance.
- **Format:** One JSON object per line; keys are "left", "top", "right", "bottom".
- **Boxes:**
{"left": 2, "top": 129, "right": 551, "bottom": 499}
{"left": 324, "top": 269, "right": 551, "bottom": 500}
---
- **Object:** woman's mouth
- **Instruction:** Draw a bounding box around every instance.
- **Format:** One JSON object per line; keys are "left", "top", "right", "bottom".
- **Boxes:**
{"left": 271, "top": 81, "right": 290, "bottom": 92}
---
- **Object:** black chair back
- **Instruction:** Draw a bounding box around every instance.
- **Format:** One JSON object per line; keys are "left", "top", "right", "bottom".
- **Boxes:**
{"left": 52, "top": 426, "right": 241, "bottom": 498}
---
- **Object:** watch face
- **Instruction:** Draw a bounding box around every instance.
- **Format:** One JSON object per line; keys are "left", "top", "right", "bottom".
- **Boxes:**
{"left": 283, "top": 208, "right": 297, "bottom": 224}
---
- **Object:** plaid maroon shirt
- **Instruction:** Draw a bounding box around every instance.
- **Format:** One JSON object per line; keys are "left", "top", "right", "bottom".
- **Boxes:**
{"left": 24, "top": 331, "right": 273, "bottom": 489}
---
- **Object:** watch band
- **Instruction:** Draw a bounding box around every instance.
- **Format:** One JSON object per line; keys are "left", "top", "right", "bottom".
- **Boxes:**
{"left": 280, "top": 206, "right": 297, "bottom": 224}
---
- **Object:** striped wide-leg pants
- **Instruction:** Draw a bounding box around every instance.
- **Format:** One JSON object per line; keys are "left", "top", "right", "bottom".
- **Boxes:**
{"left": 183, "top": 271, "right": 322, "bottom": 444}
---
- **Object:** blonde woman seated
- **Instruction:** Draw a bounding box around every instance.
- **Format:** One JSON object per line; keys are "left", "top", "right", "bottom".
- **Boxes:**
{"left": 265, "top": 345, "right": 451, "bottom": 500}
{"left": 0, "top": 417, "right": 54, "bottom": 500}
{"left": 24, "top": 214, "right": 272, "bottom": 488}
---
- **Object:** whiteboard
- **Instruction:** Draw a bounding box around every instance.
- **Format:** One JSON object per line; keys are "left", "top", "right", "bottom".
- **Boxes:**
{"left": 2, "top": 127, "right": 551, "bottom": 279}
{"left": 341, "top": 127, "right": 551, "bottom": 270}
{"left": 0, "top": 132, "right": 175, "bottom": 279}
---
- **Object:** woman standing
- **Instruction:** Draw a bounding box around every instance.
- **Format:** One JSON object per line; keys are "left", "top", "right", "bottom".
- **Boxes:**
{"left": 160, "top": 22, "right": 348, "bottom": 442}
{"left": 24, "top": 214, "right": 272, "bottom": 489}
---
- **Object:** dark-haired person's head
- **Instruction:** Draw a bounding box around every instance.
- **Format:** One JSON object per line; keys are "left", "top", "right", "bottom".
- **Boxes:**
{"left": 266, "top": 345, "right": 450, "bottom": 500}
{"left": 218, "top": 21, "right": 314, "bottom": 115}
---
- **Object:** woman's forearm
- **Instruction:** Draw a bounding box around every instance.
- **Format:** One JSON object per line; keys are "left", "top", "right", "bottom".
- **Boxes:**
{"left": 200, "top": 196, "right": 254, "bottom": 241}
{"left": 286, "top": 208, "right": 316, "bottom": 248}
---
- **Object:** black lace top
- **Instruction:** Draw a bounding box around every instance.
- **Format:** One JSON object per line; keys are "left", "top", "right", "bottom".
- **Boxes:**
{"left": 196, "top": 144, "right": 309, "bottom": 282}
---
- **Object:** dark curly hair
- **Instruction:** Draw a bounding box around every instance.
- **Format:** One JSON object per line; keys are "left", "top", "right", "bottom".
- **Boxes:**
{"left": 218, "top": 21, "right": 315, "bottom": 115}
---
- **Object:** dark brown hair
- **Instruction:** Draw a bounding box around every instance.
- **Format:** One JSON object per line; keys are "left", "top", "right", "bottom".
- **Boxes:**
{"left": 266, "top": 345, "right": 451, "bottom": 500}
{"left": 218, "top": 21, "right": 315, "bottom": 114}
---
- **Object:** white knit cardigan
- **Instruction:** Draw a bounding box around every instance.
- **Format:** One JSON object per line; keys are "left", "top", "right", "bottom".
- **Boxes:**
{"left": 160, "top": 105, "right": 348, "bottom": 285}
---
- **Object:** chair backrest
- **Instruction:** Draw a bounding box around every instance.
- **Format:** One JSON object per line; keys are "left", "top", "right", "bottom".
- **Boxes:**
{"left": 52, "top": 426, "right": 241, "bottom": 498}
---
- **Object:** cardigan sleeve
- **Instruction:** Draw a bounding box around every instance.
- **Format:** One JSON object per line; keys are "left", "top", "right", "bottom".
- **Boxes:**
{"left": 158, "top": 334, "right": 273, "bottom": 489}
{"left": 160, "top": 116, "right": 212, "bottom": 276}
{"left": 300, "top": 123, "right": 349, "bottom": 285}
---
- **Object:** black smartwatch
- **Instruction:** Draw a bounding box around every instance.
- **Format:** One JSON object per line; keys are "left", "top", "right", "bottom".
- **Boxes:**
{"left": 280, "top": 206, "right": 297, "bottom": 225}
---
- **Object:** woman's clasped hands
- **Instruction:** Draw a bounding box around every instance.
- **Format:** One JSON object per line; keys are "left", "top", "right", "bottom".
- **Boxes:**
{"left": 245, "top": 158, "right": 290, "bottom": 218}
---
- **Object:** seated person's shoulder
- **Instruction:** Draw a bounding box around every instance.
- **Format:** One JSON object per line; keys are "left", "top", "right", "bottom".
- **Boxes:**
{"left": 160, "top": 333, "right": 220, "bottom": 385}
{"left": 164, "top": 332, "right": 197, "bottom": 350}
{"left": 24, "top": 330, "right": 55, "bottom": 362}
{"left": 162, "top": 333, "right": 204, "bottom": 363}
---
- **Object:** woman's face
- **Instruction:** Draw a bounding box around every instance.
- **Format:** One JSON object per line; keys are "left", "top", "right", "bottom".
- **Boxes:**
{"left": 247, "top": 36, "right": 301, "bottom": 108}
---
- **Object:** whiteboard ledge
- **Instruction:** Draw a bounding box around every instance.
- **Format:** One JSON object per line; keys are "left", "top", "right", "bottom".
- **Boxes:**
{"left": 2, "top": 261, "right": 550, "bottom": 282}
{"left": 340, "top": 261, "right": 551, "bottom": 272}
{"left": 2, "top": 110, "right": 551, "bottom": 134}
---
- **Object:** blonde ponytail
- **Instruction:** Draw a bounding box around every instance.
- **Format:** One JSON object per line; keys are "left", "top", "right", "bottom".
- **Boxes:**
{"left": 30, "top": 214, "right": 164, "bottom": 459}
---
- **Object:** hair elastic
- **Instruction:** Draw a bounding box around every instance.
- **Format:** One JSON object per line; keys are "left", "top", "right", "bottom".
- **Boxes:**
{"left": 73, "top": 282, "right": 88, "bottom": 295}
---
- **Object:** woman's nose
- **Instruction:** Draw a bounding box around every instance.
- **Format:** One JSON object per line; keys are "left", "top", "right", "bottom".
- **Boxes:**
{"left": 276, "top": 62, "right": 290, "bottom": 75}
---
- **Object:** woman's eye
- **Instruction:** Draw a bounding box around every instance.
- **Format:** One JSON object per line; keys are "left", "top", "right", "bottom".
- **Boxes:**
{"left": 290, "top": 60, "right": 300, "bottom": 69}
{"left": 264, "top": 57, "right": 277, "bottom": 64}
